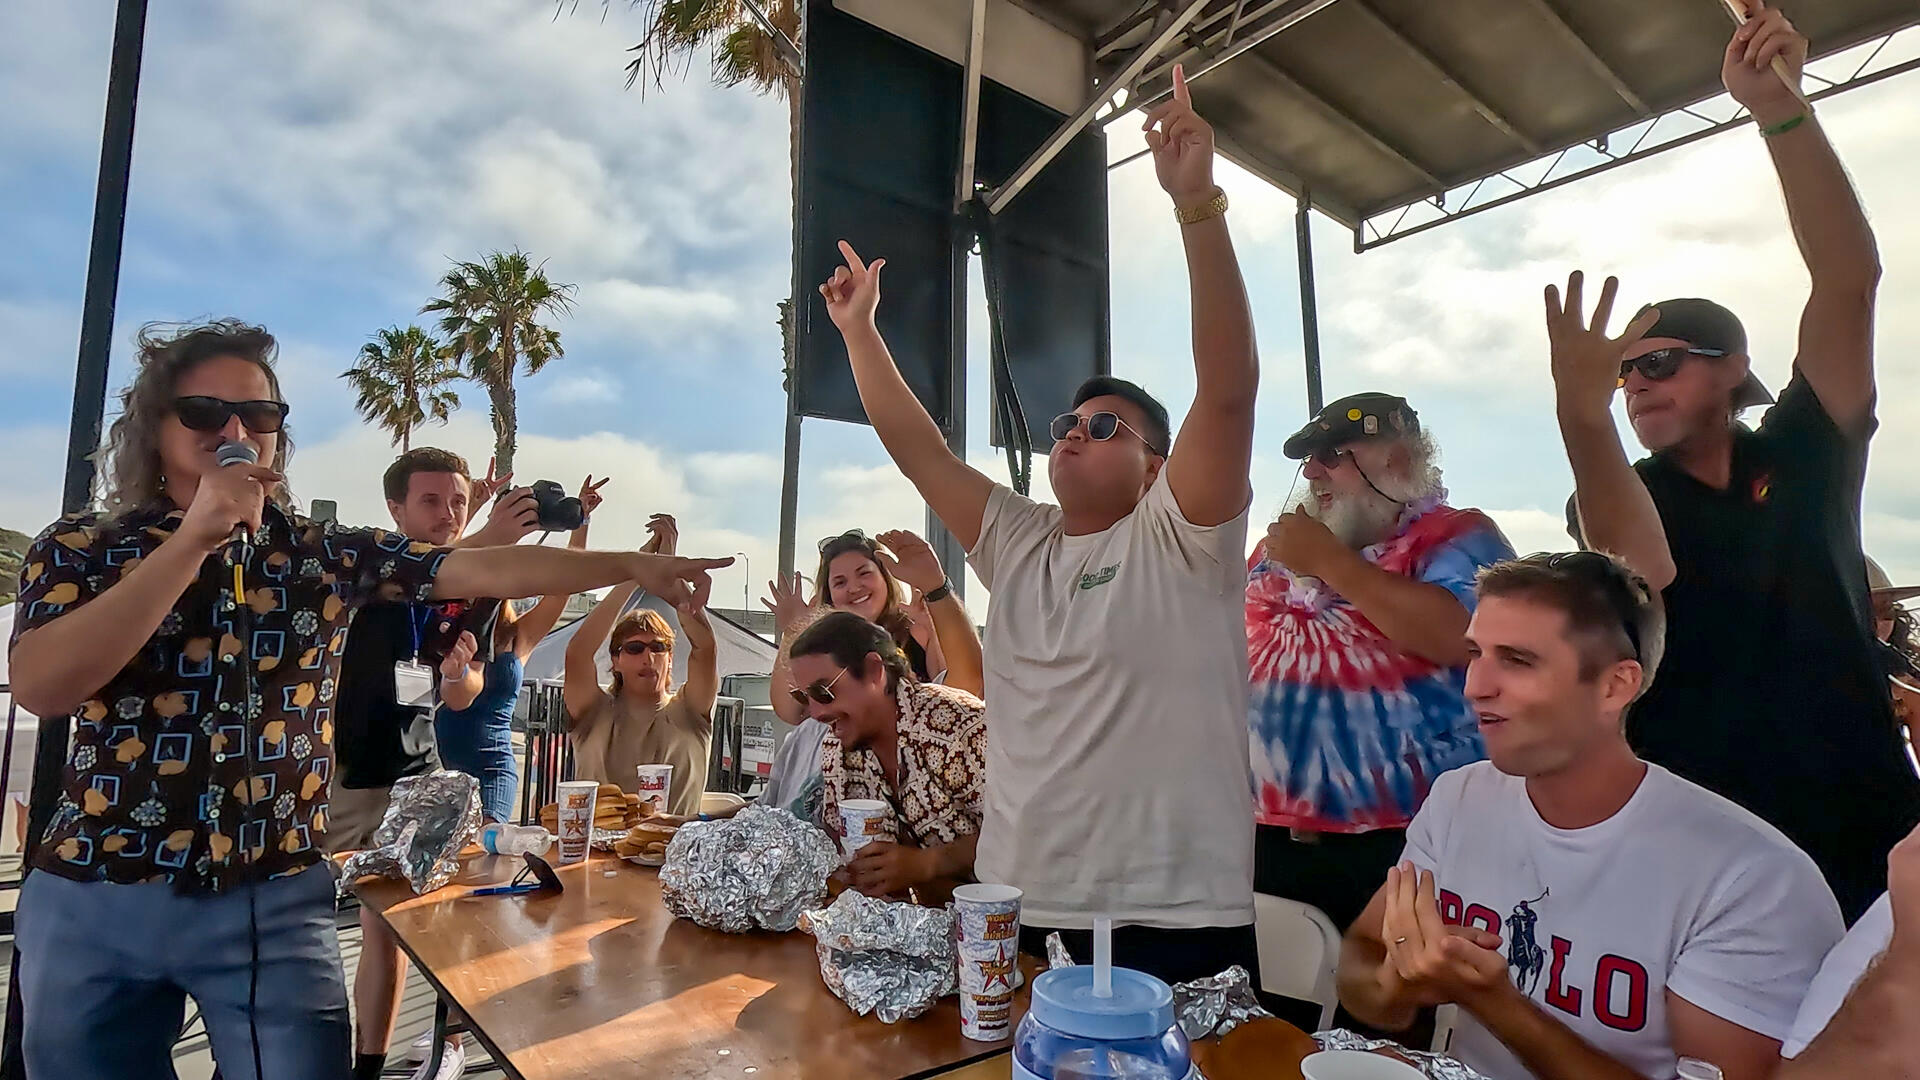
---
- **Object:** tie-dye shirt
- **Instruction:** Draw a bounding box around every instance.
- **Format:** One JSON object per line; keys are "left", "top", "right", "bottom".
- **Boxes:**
{"left": 1247, "top": 499, "right": 1511, "bottom": 833}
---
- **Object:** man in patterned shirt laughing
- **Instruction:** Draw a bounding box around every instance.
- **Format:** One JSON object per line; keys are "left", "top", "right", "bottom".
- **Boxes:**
{"left": 791, "top": 611, "right": 986, "bottom": 901}
{"left": 7, "top": 319, "right": 732, "bottom": 1080}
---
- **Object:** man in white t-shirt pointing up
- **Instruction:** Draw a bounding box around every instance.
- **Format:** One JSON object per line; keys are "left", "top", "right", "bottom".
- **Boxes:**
{"left": 1338, "top": 552, "right": 1843, "bottom": 1080}
{"left": 816, "top": 63, "right": 1259, "bottom": 983}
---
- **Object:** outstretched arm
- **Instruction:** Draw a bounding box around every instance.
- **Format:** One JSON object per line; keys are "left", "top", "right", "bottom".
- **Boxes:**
{"left": 820, "top": 243, "right": 995, "bottom": 551}
{"left": 678, "top": 597, "right": 720, "bottom": 720}
{"left": 562, "top": 580, "right": 639, "bottom": 732}
{"left": 1724, "top": 3, "right": 1878, "bottom": 432}
{"left": 1146, "top": 65, "right": 1258, "bottom": 528}
{"left": 511, "top": 475, "right": 611, "bottom": 658}
{"left": 1548, "top": 272, "right": 1676, "bottom": 592}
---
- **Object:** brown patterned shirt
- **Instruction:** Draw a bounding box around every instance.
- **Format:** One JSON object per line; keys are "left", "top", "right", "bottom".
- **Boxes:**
{"left": 9, "top": 503, "right": 449, "bottom": 892}
{"left": 821, "top": 680, "right": 987, "bottom": 848}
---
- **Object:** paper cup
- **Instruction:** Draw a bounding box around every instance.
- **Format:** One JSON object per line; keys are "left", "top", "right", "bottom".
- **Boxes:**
{"left": 555, "top": 780, "right": 598, "bottom": 864}
{"left": 954, "top": 883, "right": 1022, "bottom": 946}
{"left": 957, "top": 938, "right": 1019, "bottom": 1041}
{"left": 634, "top": 764, "right": 674, "bottom": 815}
{"left": 1300, "top": 1050, "right": 1426, "bottom": 1080}
{"left": 837, "top": 798, "right": 892, "bottom": 854}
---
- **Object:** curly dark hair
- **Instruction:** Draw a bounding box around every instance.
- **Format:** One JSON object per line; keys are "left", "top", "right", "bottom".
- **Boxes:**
{"left": 101, "top": 319, "right": 294, "bottom": 519}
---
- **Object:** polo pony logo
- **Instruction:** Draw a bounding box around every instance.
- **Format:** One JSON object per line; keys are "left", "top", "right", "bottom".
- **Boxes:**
{"left": 1507, "top": 889, "right": 1549, "bottom": 995}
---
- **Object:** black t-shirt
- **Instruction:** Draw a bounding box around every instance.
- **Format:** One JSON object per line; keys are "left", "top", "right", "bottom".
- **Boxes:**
{"left": 1571, "top": 373, "right": 1919, "bottom": 922}
{"left": 334, "top": 602, "right": 442, "bottom": 790}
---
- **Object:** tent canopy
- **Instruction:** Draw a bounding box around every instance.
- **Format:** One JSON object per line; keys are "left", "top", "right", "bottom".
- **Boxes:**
{"left": 864, "top": 0, "right": 1920, "bottom": 242}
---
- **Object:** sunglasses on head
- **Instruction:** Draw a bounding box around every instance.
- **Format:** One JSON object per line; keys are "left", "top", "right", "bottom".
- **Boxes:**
{"left": 1617, "top": 346, "right": 1727, "bottom": 386}
{"left": 174, "top": 396, "right": 290, "bottom": 434}
{"left": 819, "top": 529, "right": 874, "bottom": 554}
{"left": 616, "top": 639, "right": 670, "bottom": 656}
{"left": 1049, "top": 411, "right": 1166, "bottom": 456}
{"left": 1522, "top": 551, "right": 1648, "bottom": 661}
{"left": 789, "top": 667, "right": 848, "bottom": 707}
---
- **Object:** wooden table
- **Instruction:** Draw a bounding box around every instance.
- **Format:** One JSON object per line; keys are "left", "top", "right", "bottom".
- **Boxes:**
{"left": 357, "top": 851, "right": 1031, "bottom": 1080}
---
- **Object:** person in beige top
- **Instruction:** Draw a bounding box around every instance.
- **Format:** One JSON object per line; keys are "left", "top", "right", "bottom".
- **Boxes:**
{"left": 560, "top": 514, "right": 718, "bottom": 816}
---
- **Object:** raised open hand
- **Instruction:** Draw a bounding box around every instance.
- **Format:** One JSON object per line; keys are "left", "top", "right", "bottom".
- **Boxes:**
{"left": 762, "top": 572, "right": 814, "bottom": 635}
{"left": 1545, "top": 271, "right": 1661, "bottom": 424}
{"left": 874, "top": 529, "right": 947, "bottom": 594}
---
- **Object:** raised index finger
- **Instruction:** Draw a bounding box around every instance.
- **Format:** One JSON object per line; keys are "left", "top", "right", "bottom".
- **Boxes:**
{"left": 836, "top": 240, "right": 867, "bottom": 276}
{"left": 1172, "top": 62, "right": 1190, "bottom": 106}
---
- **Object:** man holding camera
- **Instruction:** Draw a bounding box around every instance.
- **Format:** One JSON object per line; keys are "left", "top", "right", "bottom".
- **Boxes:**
{"left": 328, "top": 447, "right": 569, "bottom": 1080}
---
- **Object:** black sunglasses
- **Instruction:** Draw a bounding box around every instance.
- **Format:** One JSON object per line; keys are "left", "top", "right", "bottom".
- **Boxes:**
{"left": 616, "top": 640, "right": 670, "bottom": 656}
{"left": 173, "top": 396, "right": 289, "bottom": 434}
{"left": 789, "top": 667, "right": 848, "bottom": 707}
{"left": 1617, "top": 346, "right": 1727, "bottom": 386}
{"left": 1049, "top": 411, "right": 1165, "bottom": 456}
{"left": 1308, "top": 446, "right": 1355, "bottom": 470}
{"left": 1522, "top": 551, "right": 1648, "bottom": 661}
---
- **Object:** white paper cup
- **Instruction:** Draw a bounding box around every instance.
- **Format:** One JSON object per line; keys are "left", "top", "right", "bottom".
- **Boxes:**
{"left": 957, "top": 939, "right": 1019, "bottom": 1041}
{"left": 954, "top": 883, "right": 1022, "bottom": 946}
{"left": 1300, "top": 1050, "right": 1426, "bottom": 1080}
{"left": 555, "top": 780, "right": 598, "bottom": 865}
{"left": 634, "top": 764, "right": 674, "bottom": 815}
{"left": 837, "top": 798, "right": 892, "bottom": 854}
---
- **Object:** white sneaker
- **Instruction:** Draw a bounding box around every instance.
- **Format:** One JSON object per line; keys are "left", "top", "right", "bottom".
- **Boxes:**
{"left": 404, "top": 1030, "right": 436, "bottom": 1062}
{"left": 407, "top": 1040, "right": 465, "bottom": 1080}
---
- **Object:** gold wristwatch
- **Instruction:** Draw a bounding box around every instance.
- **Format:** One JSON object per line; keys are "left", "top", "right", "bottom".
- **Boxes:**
{"left": 1175, "top": 187, "right": 1229, "bottom": 225}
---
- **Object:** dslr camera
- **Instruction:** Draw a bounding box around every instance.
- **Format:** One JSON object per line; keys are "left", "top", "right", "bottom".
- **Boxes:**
{"left": 499, "top": 479, "right": 585, "bottom": 532}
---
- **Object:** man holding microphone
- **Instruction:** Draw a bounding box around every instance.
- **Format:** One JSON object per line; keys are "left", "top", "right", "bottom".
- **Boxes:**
{"left": 7, "top": 320, "right": 729, "bottom": 1080}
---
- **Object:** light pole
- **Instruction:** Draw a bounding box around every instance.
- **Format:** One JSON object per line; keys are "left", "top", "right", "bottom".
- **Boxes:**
{"left": 735, "top": 552, "right": 750, "bottom": 612}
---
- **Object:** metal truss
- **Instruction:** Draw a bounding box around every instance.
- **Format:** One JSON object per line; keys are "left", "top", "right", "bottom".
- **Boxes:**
{"left": 1354, "top": 25, "right": 1920, "bottom": 252}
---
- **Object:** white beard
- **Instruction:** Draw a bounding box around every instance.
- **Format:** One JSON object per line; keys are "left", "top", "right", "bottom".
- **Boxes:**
{"left": 1289, "top": 487, "right": 1404, "bottom": 550}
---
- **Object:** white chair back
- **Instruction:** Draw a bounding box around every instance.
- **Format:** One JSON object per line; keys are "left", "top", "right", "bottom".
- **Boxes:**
{"left": 1252, "top": 893, "right": 1343, "bottom": 1031}
{"left": 1432, "top": 1003, "right": 1460, "bottom": 1053}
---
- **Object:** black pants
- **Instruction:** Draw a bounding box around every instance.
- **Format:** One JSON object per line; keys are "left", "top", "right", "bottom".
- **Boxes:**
{"left": 1018, "top": 922, "right": 1260, "bottom": 987}
{"left": 1254, "top": 824, "right": 1406, "bottom": 933}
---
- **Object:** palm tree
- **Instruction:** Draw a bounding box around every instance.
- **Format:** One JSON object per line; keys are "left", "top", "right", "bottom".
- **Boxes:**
{"left": 423, "top": 250, "right": 577, "bottom": 475}
{"left": 340, "top": 325, "right": 463, "bottom": 451}
{"left": 601, "top": 0, "right": 803, "bottom": 567}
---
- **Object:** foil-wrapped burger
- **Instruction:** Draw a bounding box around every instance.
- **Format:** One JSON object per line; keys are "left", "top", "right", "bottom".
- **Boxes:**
{"left": 659, "top": 804, "right": 838, "bottom": 933}
{"left": 798, "top": 890, "right": 957, "bottom": 1023}
{"left": 338, "top": 770, "right": 482, "bottom": 896}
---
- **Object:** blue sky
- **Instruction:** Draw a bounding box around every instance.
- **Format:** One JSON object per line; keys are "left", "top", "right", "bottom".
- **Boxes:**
{"left": 6, "top": 2, "right": 1920, "bottom": 612}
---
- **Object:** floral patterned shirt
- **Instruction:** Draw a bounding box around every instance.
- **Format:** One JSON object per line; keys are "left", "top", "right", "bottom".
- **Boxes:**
{"left": 820, "top": 680, "right": 987, "bottom": 849}
{"left": 9, "top": 503, "right": 449, "bottom": 892}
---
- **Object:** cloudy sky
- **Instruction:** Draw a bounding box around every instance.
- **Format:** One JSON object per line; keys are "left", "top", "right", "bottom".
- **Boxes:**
{"left": 4, "top": 2, "right": 1919, "bottom": 615}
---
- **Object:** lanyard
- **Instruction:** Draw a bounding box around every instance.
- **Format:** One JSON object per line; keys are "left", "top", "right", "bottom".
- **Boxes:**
{"left": 408, "top": 603, "right": 431, "bottom": 663}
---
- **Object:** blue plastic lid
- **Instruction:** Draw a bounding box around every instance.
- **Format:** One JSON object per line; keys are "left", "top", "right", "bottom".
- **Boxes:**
{"left": 1028, "top": 966, "right": 1176, "bottom": 1041}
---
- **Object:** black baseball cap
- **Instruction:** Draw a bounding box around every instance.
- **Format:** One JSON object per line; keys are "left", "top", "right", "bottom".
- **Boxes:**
{"left": 1636, "top": 298, "right": 1773, "bottom": 410}
{"left": 1283, "top": 392, "right": 1420, "bottom": 460}
{"left": 1072, "top": 376, "right": 1171, "bottom": 457}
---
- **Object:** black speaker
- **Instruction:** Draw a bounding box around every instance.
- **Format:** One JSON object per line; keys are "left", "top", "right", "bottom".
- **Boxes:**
{"left": 793, "top": 0, "right": 1109, "bottom": 442}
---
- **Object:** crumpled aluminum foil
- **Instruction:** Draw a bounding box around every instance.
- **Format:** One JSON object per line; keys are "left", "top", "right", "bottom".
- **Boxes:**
{"left": 797, "top": 889, "right": 957, "bottom": 1023}
{"left": 1045, "top": 931, "right": 1076, "bottom": 970}
{"left": 1172, "top": 965, "right": 1271, "bottom": 1040}
{"left": 659, "top": 804, "right": 836, "bottom": 932}
{"left": 1315, "top": 1030, "right": 1492, "bottom": 1080}
{"left": 337, "top": 770, "right": 481, "bottom": 896}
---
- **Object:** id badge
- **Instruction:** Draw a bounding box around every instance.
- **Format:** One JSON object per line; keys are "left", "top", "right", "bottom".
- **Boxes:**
{"left": 393, "top": 661, "right": 435, "bottom": 707}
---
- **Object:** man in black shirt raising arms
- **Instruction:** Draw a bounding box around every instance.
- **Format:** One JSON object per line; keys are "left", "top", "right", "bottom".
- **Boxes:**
{"left": 1551, "top": 2, "right": 1916, "bottom": 923}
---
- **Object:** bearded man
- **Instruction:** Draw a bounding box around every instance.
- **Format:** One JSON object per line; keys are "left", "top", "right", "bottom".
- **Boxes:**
{"left": 1247, "top": 393, "right": 1513, "bottom": 931}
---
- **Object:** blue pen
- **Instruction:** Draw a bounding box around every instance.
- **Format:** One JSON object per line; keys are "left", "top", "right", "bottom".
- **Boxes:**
{"left": 470, "top": 882, "right": 541, "bottom": 898}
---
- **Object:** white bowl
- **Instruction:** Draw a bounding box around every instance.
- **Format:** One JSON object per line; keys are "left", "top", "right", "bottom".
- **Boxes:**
{"left": 1300, "top": 1049, "right": 1427, "bottom": 1080}
{"left": 699, "top": 792, "right": 747, "bottom": 816}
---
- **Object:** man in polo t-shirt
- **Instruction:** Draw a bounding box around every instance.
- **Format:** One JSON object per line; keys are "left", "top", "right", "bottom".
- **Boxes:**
{"left": 1550, "top": 5, "right": 1916, "bottom": 923}
{"left": 1250, "top": 392, "right": 1511, "bottom": 933}
{"left": 815, "top": 65, "right": 1259, "bottom": 983}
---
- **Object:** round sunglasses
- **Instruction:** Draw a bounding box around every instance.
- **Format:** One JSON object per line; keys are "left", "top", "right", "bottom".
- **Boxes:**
{"left": 1049, "top": 411, "right": 1166, "bottom": 456}
{"left": 174, "top": 396, "right": 290, "bottom": 434}
{"left": 1617, "top": 346, "right": 1726, "bottom": 386}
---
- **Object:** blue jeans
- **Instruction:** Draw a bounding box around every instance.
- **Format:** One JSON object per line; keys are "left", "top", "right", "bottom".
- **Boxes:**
{"left": 16, "top": 863, "right": 351, "bottom": 1080}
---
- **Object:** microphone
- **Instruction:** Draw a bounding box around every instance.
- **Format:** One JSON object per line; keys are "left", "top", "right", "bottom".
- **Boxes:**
{"left": 216, "top": 440, "right": 260, "bottom": 551}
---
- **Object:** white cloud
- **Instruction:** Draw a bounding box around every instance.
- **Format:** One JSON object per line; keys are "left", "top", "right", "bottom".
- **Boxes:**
{"left": 539, "top": 370, "right": 618, "bottom": 405}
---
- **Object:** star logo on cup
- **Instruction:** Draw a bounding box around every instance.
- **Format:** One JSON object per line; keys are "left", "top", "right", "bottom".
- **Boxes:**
{"left": 975, "top": 949, "right": 1016, "bottom": 992}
